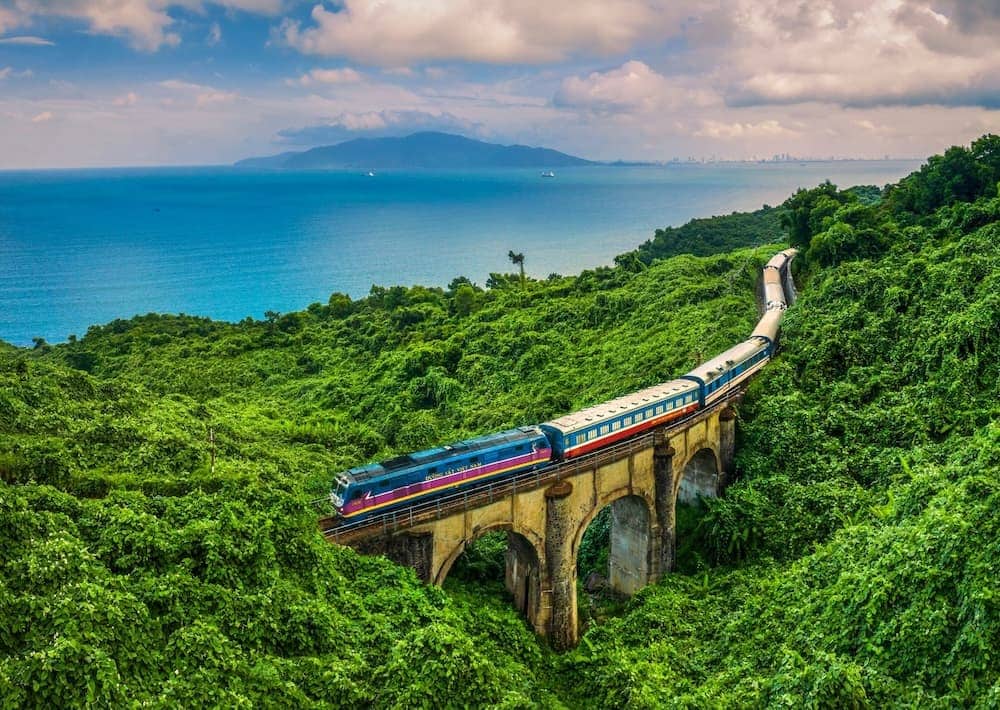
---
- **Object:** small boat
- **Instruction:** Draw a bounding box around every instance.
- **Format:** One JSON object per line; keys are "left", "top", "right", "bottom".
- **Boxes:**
{"left": 541, "top": 171, "right": 555, "bottom": 178}
{"left": 366, "top": 170, "right": 376, "bottom": 177}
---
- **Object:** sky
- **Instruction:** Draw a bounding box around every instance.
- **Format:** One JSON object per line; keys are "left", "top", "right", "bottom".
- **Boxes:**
{"left": 0, "top": 0, "right": 997, "bottom": 168}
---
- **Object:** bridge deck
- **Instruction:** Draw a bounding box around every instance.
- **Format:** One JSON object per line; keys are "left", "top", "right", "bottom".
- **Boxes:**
{"left": 319, "top": 391, "right": 742, "bottom": 545}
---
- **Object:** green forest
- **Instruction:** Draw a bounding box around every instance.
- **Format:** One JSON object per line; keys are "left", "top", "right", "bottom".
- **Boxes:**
{"left": 2, "top": 135, "right": 998, "bottom": 707}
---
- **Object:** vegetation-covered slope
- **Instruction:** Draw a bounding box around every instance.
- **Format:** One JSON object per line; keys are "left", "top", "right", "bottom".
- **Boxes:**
{"left": 0, "top": 243, "right": 770, "bottom": 706}
{"left": 559, "top": 134, "right": 1000, "bottom": 706}
{"left": 2, "top": 135, "right": 998, "bottom": 707}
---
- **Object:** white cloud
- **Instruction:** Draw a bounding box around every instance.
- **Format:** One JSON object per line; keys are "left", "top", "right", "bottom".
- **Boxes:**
{"left": 160, "top": 79, "right": 205, "bottom": 91}
{"left": 0, "top": 67, "right": 33, "bottom": 80}
{"left": 554, "top": 60, "right": 714, "bottom": 113}
{"left": 195, "top": 90, "right": 238, "bottom": 107}
{"left": 0, "top": 8, "right": 24, "bottom": 34}
{"left": 277, "top": 109, "right": 485, "bottom": 144}
{"left": 693, "top": 119, "right": 795, "bottom": 139}
{"left": 31, "top": 111, "right": 53, "bottom": 123}
{"left": 0, "top": 35, "right": 55, "bottom": 46}
{"left": 288, "top": 67, "right": 364, "bottom": 87}
{"left": 0, "top": 1, "right": 285, "bottom": 51}
{"left": 113, "top": 92, "right": 140, "bottom": 106}
{"left": 160, "top": 79, "right": 239, "bottom": 107}
{"left": 207, "top": 22, "right": 221, "bottom": 46}
{"left": 282, "top": 0, "right": 696, "bottom": 65}
{"left": 716, "top": 0, "right": 1000, "bottom": 110}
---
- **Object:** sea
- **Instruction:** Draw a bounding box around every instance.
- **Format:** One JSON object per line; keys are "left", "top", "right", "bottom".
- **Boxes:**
{"left": 0, "top": 160, "right": 921, "bottom": 346}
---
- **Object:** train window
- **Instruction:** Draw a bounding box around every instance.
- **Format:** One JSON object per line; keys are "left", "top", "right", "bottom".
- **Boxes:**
{"left": 612, "top": 421, "right": 620, "bottom": 431}
{"left": 624, "top": 416, "right": 632, "bottom": 425}
{"left": 588, "top": 430, "right": 597, "bottom": 441}
{"left": 635, "top": 412, "right": 644, "bottom": 422}
{"left": 656, "top": 405, "right": 663, "bottom": 414}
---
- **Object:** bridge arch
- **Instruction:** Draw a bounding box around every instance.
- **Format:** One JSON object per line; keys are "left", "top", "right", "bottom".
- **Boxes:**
{"left": 433, "top": 523, "right": 547, "bottom": 631}
{"left": 677, "top": 444, "right": 721, "bottom": 503}
{"left": 434, "top": 522, "right": 545, "bottom": 585}
{"left": 573, "top": 489, "right": 655, "bottom": 598}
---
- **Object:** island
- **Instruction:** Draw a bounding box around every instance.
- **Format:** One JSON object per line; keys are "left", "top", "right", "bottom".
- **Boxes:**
{"left": 235, "top": 131, "right": 596, "bottom": 170}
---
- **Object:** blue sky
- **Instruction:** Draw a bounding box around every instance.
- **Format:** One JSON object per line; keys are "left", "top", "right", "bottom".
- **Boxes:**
{"left": 0, "top": 0, "right": 997, "bottom": 168}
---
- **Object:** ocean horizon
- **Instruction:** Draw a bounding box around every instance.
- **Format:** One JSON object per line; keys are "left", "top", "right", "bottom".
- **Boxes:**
{"left": 1, "top": 160, "right": 921, "bottom": 347}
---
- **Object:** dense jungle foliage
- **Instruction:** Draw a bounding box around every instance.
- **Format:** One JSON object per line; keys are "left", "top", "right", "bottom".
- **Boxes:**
{"left": 622, "top": 205, "right": 783, "bottom": 266}
{"left": 2, "top": 134, "right": 998, "bottom": 706}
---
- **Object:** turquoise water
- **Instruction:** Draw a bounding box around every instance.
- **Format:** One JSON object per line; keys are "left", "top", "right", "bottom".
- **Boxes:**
{"left": 0, "top": 161, "right": 920, "bottom": 346}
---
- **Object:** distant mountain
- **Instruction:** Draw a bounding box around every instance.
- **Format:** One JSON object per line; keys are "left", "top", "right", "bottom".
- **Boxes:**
{"left": 235, "top": 132, "right": 595, "bottom": 170}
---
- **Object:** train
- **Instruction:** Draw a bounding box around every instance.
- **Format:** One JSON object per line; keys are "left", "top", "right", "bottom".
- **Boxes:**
{"left": 330, "top": 248, "right": 797, "bottom": 520}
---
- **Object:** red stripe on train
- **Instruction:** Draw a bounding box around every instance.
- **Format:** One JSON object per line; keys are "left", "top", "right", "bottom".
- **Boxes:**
{"left": 562, "top": 403, "right": 700, "bottom": 459}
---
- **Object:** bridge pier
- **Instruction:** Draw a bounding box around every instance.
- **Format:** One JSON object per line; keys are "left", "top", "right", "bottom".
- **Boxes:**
{"left": 608, "top": 496, "right": 651, "bottom": 595}
{"left": 544, "top": 480, "right": 577, "bottom": 650}
{"left": 653, "top": 434, "right": 676, "bottom": 575}
{"left": 505, "top": 532, "right": 543, "bottom": 631}
{"left": 719, "top": 406, "right": 737, "bottom": 490}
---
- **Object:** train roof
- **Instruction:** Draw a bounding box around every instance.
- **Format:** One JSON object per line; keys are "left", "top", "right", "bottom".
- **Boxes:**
{"left": 542, "top": 378, "right": 699, "bottom": 433}
{"left": 683, "top": 337, "right": 769, "bottom": 383}
{"left": 343, "top": 425, "right": 545, "bottom": 484}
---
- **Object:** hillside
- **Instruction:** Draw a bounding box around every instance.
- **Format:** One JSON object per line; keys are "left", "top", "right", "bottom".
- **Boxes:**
{"left": 0, "top": 241, "right": 771, "bottom": 706}
{"left": 236, "top": 131, "right": 595, "bottom": 170}
{"left": 2, "top": 135, "right": 998, "bottom": 706}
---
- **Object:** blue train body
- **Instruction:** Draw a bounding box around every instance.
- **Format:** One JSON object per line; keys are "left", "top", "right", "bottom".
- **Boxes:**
{"left": 332, "top": 427, "right": 552, "bottom": 520}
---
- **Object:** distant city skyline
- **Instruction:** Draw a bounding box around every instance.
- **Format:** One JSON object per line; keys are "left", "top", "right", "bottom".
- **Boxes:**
{"left": 0, "top": 0, "right": 997, "bottom": 169}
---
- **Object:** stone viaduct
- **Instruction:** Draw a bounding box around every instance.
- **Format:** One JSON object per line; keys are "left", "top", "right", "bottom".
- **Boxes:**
{"left": 321, "top": 402, "right": 737, "bottom": 650}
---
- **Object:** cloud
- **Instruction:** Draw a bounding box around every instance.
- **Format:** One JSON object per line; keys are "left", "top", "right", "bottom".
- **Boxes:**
{"left": 207, "top": 22, "right": 221, "bottom": 46}
{"left": 31, "top": 111, "right": 53, "bottom": 123}
{"left": 0, "top": 35, "right": 54, "bottom": 46}
{"left": 555, "top": 61, "right": 669, "bottom": 112}
{"left": 712, "top": 0, "right": 1000, "bottom": 111}
{"left": 0, "top": 8, "right": 24, "bottom": 34}
{"left": 554, "top": 60, "right": 718, "bottom": 114}
{"left": 276, "top": 109, "right": 484, "bottom": 146}
{"left": 281, "top": 0, "right": 694, "bottom": 65}
{"left": 160, "top": 79, "right": 238, "bottom": 107}
{"left": 0, "top": 67, "right": 33, "bottom": 80}
{"left": 288, "top": 67, "right": 364, "bottom": 87}
{"left": 0, "top": 1, "right": 285, "bottom": 52}
{"left": 113, "top": 92, "right": 140, "bottom": 106}
{"left": 693, "top": 119, "right": 796, "bottom": 139}
{"left": 919, "top": 0, "right": 1000, "bottom": 34}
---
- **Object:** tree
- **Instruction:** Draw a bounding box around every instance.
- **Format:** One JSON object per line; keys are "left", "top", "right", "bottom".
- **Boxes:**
{"left": 508, "top": 250, "right": 525, "bottom": 288}
{"left": 780, "top": 181, "right": 849, "bottom": 249}
{"left": 452, "top": 284, "right": 478, "bottom": 317}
